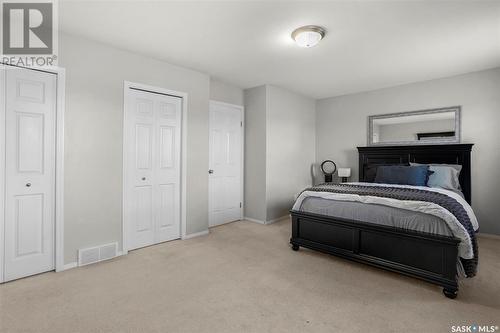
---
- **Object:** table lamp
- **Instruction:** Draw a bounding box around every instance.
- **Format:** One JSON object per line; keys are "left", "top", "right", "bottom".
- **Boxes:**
{"left": 338, "top": 168, "right": 351, "bottom": 183}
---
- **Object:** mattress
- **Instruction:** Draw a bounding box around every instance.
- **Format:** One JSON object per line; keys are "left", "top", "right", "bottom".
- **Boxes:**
{"left": 299, "top": 196, "right": 454, "bottom": 237}
{"left": 293, "top": 182, "right": 478, "bottom": 259}
{"left": 292, "top": 182, "right": 480, "bottom": 278}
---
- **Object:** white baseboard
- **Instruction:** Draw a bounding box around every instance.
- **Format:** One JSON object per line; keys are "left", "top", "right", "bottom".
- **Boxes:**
{"left": 62, "top": 262, "right": 77, "bottom": 271}
{"left": 266, "top": 215, "right": 290, "bottom": 224}
{"left": 477, "top": 232, "right": 500, "bottom": 240}
{"left": 182, "top": 229, "right": 209, "bottom": 240}
{"left": 244, "top": 215, "right": 290, "bottom": 225}
{"left": 244, "top": 217, "right": 266, "bottom": 225}
{"left": 60, "top": 249, "right": 126, "bottom": 272}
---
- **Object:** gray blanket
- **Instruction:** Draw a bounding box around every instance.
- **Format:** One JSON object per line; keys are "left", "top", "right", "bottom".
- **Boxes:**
{"left": 299, "top": 183, "right": 478, "bottom": 277}
{"left": 300, "top": 197, "right": 454, "bottom": 236}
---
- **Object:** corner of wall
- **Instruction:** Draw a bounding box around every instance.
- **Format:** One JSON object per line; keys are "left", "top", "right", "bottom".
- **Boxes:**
{"left": 209, "top": 78, "right": 244, "bottom": 106}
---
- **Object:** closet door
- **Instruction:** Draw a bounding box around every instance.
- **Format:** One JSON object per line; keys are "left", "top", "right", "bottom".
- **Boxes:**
{"left": 125, "top": 88, "right": 181, "bottom": 251}
{"left": 155, "top": 95, "right": 181, "bottom": 244}
{"left": 126, "top": 89, "right": 156, "bottom": 250}
{"left": 4, "top": 67, "right": 57, "bottom": 281}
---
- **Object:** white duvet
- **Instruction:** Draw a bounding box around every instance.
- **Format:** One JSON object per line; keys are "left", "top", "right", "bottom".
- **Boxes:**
{"left": 293, "top": 182, "right": 478, "bottom": 260}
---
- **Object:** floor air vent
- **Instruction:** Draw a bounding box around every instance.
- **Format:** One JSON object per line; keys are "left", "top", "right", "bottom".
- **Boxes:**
{"left": 78, "top": 242, "right": 118, "bottom": 266}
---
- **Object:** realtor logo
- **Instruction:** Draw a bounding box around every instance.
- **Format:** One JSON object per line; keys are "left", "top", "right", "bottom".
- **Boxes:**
{"left": 2, "top": 2, "right": 53, "bottom": 54}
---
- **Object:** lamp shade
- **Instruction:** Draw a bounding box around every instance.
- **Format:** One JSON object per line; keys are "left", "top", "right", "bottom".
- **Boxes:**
{"left": 338, "top": 168, "right": 351, "bottom": 178}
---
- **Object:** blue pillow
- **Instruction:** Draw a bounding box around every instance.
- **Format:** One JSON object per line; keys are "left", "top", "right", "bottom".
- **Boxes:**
{"left": 374, "top": 165, "right": 431, "bottom": 186}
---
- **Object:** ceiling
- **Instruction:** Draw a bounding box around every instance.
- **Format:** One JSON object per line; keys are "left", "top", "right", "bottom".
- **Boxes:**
{"left": 59, "top": 1, "right": 500, "bottom": 99}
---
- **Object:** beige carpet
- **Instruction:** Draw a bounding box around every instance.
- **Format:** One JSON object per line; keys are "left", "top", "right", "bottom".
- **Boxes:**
{"left": 1, "top": 219, "right": 499, "bottom": 333}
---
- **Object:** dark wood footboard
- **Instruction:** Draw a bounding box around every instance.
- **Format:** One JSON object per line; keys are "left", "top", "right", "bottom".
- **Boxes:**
{"left": 290, "top": 210, "right": 461, "bottom": 298}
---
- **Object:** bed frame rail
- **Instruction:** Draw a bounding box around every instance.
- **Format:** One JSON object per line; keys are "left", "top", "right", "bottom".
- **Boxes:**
{"left": 290, "top": 210, "right": 460, "bottom": 298}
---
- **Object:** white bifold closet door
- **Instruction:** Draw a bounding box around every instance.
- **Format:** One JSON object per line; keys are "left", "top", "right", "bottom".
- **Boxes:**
{"left": 125, "top": 88, "right": 181, "bottom": 251}
{"left": 3, "top": 67, "right": 57, "bottom": 282}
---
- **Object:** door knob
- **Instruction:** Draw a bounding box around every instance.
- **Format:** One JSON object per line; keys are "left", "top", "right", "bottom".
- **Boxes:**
{"left": 208, "top": 170, "right": 214, "bottom": 174}
{"left": 26, "top": 183, "right": 31, "bottom": 187}
{"left": 141, "top": 177, "right": 146, "bottom": 181}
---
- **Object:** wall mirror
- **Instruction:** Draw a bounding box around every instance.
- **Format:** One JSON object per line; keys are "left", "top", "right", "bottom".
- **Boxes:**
{"left": 368, "top": 106, "right": 461, "bottom": 146}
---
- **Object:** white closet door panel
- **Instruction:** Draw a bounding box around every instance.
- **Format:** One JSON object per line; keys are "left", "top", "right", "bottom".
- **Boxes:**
{"left": 155, "top": 95, "right": 181, "bottom": 243}
{"left": 127, "top": 90, "right": 156, "bottom": 250}
{"left": 158, "top": 184, "right": 175, "bottom": 227}
{"left": 16, "top": 79, "right": 45, "bottom": 104}
{"left": 209, "top": 102, "right": 242, "bottom": 227}
{"left": 17, "top": 112, "right": 45, "bottom": 172}
{"left": 130, "top": 185, "right": 155, "bottom": 249}
{"left": 136, "top": 98, "right": 154, "bottom": 117}
{"left": 125, "top": 89, "right": 181, "bottom": 250}
{"left": 159, "top": 126, "right": 175, "bottom": 169}
{"left": 158, "top": 101, "right": 177, "bottom": 121}
{"left": 14, "top": 194, "right": 44, "bottom": 257}
{"left": 134, "top": 186, "right": 153, "bottom": 232}
{"left": 4, "top": 67, "right": 56, "bottom": 281}
{"left": 135, "top": 124, "right": 153, "bottom": 170}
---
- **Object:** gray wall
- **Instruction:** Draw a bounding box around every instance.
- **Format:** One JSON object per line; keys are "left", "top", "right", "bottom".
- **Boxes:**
{"left": 316, "top": 67, "right": 500, "bottom": 235}
{"left": 244, "top": 85, "right": 315, "bottom": 222}
{"left": 57, "top": 32, "right": 500, "bottom": 266}
{"left": 266, "top": 85, "right": 316, "bottom": 220}
{"left": 60, "top": 33, "right": 210, "bottom": 264}
{"left": 210, "top": 79, "right": 244, "bottom": 106}
{"left": 243, "top": 86, "right": 267, "bottom": 221}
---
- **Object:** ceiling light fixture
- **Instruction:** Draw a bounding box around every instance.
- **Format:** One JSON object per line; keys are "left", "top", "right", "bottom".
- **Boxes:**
{"left": 291, "top": 25, "right": 326, "bottom": 48}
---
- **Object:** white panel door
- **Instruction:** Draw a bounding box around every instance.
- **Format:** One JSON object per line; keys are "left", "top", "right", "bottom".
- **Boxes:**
{"left": 126, "top": 91, "right": 155, "bottom": 250}
{"left": 0, "top": 65, "right": 5, "bottom": 282}
{"left": 4, "top": 67, "right": 57, "bottom": 281}
{"left": 125, "top": 88, "right": 181, "bottom": 250}
{"left": 208, "top": 102, "right": 243, "bottom": 227}
{"left": 156, "top": 97, "right": 181, "bottom": 243}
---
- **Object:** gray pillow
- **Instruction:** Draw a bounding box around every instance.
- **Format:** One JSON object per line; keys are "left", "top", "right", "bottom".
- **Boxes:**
{"left": 410, "top": 162, "right": 462, "bottom": 173}
{"left": 410, "top": 163, "right": 462, "bottom": 191}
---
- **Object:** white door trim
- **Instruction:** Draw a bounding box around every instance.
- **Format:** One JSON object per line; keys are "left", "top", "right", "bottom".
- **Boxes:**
{"left": 208, "top": 100, "right": 245, "bottom": 226}
{"left": 0, "top": 64, "right": 65, "bottom": 282}
{"left": 122, "top": 81, "right": 188, "bottom": 255}
{"left": 0, "top": 64, "right": 5, "bottom": 283}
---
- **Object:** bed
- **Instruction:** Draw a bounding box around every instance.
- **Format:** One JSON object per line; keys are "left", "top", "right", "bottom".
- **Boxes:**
{"left": 289, "top": 144, "right": 476, "bottom": 299}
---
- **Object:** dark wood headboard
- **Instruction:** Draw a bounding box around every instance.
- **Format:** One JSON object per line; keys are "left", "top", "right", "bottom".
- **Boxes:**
{"left": 357, "top": 144, "right": 473, "bottom": 204}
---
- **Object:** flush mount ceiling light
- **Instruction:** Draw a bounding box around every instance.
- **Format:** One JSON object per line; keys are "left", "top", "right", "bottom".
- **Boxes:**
{"left": 291, "top": 25, "right": 326, "bottom": 48}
